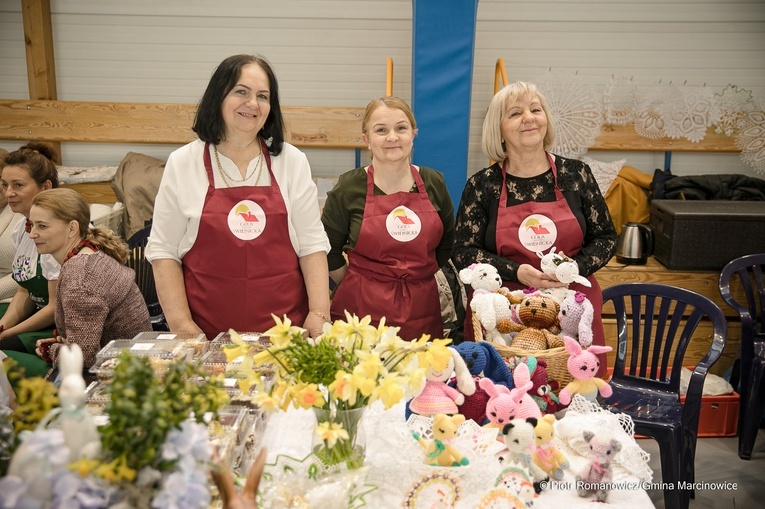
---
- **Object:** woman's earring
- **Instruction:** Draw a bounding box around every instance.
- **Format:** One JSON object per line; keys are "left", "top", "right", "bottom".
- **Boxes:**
{"left": 265, "top": 136, "right": 273, "bottom": 148}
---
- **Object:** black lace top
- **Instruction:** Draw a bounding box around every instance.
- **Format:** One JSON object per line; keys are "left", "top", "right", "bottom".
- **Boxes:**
{"left": 453, "top": 154, "right": 617, "bottom": 283}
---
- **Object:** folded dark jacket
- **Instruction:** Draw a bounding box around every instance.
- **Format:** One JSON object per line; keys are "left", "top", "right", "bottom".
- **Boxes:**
{"left": 656, "top": 174, "right": 765, "bottom": 201}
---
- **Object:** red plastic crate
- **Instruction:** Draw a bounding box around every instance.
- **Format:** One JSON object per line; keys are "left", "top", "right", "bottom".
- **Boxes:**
{"left": 605, "top": 367, "right": 739, "bottom": 438}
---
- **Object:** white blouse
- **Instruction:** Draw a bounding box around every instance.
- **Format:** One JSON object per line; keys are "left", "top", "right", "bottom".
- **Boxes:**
{"left": 146, "top": 139, "right": 329, "bottom": 264}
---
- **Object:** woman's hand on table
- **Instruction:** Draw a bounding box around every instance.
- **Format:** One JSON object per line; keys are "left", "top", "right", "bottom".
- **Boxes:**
{"left": 517, "top": 263, "right": 565, "bottom": 289}
{"left": 34, "top": 336, "right": 61, "bottom": 363}
{"left": 303, "top": 310, "right": 330, "bottom": 338}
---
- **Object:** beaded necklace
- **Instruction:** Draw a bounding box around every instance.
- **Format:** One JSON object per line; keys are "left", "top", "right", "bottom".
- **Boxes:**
{"left": 213, "top": 145, "right": 263, "bottom": 188}
{"left": 63, "top": 239, "right": 100, "bottom": 264}
{"left": 24, "top": 219, "right": 32, "bottom": 233}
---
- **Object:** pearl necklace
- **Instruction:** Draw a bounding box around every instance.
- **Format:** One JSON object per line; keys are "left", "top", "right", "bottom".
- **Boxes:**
{"left": 213, "top": 145, "right": 263, "bottom": 188}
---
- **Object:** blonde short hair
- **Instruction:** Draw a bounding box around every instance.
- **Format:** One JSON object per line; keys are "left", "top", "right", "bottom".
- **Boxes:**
{"left": 481, "top": 81, "right": 556, "bottom": 162}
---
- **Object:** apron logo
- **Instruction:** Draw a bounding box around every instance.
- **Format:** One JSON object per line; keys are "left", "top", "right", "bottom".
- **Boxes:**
{"left": 518, "top": 213, "right": 557, "bottom": 252}
{"left": 227, "top": 200, "right": 266, "bottom": 240}
{"left": 385, "top": 206, "right": 421, "bottom": 242}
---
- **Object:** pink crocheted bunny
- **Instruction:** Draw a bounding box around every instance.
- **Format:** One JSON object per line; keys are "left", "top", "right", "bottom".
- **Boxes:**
{"left": 558, "top": 336, "right": 613, "bottom": 406}
{"left": 480, "top": 363, "right": 541, "bottom": 429}
{"left": 409, "top": 347, "right": 475, "bottom": 416}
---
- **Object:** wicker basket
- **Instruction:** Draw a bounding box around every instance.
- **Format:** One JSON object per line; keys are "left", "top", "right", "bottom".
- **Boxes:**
{"left": 472, "top": 315, "right": 572, "bottom": 390}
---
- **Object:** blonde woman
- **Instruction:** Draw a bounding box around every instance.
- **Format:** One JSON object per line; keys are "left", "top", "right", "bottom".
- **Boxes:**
{"left": 321, "top": 97, "right": 454, "bottom": 340}
{"left": 26, "top": 189, "right": 151, "bottom": 370}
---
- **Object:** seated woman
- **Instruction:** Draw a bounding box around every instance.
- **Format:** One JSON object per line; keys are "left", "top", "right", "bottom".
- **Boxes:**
{"left": 28, "top": 189, "right": 151, "bottom": 370}
{"left": 0, "top": 143, "right": 61, "bottom": 376}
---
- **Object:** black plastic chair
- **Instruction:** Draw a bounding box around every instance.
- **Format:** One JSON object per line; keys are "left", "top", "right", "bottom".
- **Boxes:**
{"left": 719, "top": 253, "right": 765, "bottom": 460}
{"left": 126, "top": 223, "right": 168, "bottom": 332}
{"left": 602, "top": 283, "right": 726, "bottom": 509}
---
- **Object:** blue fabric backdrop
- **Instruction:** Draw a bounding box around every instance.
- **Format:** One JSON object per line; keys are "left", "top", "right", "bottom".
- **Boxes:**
{"left": 411, "top": 0, "right": 479, "bottom": 211}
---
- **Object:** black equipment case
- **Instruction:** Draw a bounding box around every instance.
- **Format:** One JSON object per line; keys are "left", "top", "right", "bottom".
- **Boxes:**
{"left": 650, "top": 199, "right": 765, "bottom": 270}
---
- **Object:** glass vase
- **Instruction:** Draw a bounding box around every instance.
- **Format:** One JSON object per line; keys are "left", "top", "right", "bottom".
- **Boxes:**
{"left": 311, "top": 405, "right": 367, "bottom": 470}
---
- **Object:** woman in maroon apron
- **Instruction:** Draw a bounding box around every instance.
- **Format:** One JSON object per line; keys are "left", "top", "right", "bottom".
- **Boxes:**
{"left": 453, "top": 82, "right": 617, "bottom": 374}
{"left": 148, "top": 55, "right": 330, "bottom": 339}
{"left": 322, "top": 97, "right": 455, "bottom": 341}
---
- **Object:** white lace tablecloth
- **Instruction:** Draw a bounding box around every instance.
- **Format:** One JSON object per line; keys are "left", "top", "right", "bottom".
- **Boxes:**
{"left": 259, "top": 399, "right": 656, "bottom": 508}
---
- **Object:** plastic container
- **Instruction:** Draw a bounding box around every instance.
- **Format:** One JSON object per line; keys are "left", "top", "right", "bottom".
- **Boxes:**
{"left": 96, "top": 339, "right": 184, "bottom": 360}
{"left": 85, "top": 380, "right": 111, "bottom": 405}
{"left": 133, "top": 331, "right": 209, "bottom": 356}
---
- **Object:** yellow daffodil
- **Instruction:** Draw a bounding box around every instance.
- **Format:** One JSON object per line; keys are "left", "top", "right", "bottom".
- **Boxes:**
{"left": 351, "top": 359, "right": 380, "bottom": 397}
{"left": 314, "top": 421, "right": 349, "bottom": 448}
{"left": 252, "top": 391, "right": 279, "bottom": 412}
{"left": 262, "top": 314, "right": 305, "bottom": 348}
{"left": 293, "top": 383, "right": 325, "bottom": 409}
{"left": 414, "top": 336, "right": 452, "bottom": 371}
{"left": 372, "top": 375, "right": 405, "bottom": 409}
{"left": 328, "top": 370, "right": 359, "bottom": 406}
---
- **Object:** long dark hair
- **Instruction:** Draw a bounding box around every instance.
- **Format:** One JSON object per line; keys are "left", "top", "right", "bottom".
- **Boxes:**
{"left": 192, "top": 54, "right": 285, "bottom": 156}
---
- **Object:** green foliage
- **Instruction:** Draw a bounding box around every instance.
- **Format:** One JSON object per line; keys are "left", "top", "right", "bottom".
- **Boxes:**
{"left": 99, "top": 352, "right": 228, "bottom": 472}
{"left": 280, "top": 336, "right": 351, "bottom": 387}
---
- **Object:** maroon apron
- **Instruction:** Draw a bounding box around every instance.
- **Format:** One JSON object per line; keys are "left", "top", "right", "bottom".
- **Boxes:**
{"left": 183, "top": 141, "right": 308, "bottom": 338}
{"left": 466, "top": 154, "right": 607, "bottom": 374}
{"left": 330, "top": 165, "right": 443, "bottom": 340}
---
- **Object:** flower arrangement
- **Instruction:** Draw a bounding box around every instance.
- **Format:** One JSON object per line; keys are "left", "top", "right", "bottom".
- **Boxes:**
{"left": 0, "top": 351, "right": 229, "bottom": 509}
{"left": 224, "top": 312, "right": 453, "bottom": 470}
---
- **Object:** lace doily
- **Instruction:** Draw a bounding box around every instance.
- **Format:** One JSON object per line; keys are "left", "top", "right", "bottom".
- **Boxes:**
{"left": 553, "top": 395, "right": 653, "bottom": 483}
{"left": 633, "top": 86, "right": 667, "bottom": 140}
{"left": 735, "top": 97, "right": 765, "bottom": 176}
{"left": 604, "top": 75, "right": 638, "bottom": 126}
{"left": 659, "top": 85, "right": 718, "bottom": 142}
{"left": 713, "top": 84, "right": 756, "bottom": 136}
{"left": 535, "top": 70, "right": 603, "bottom": 159}
{"left": 258, "top": 454, "right": 376, "bottom": 509}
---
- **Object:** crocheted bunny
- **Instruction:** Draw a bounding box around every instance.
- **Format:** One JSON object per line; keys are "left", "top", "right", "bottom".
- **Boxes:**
{"left": 459, "top": 263, "right": 514, "bottom": 345}
{"left": 453, "top": 341, "right": 515, "bottom": 424}
{"left": 576, "top": 430, "right": 622, "bottom": 502}
{"left": 532, "top": 414, "right": 569, "bottom": 480}
{"left": 57, "top": 343, "right": 102, "bottom": 461}
{"left": 558, "top": 336, "right": 613, "bottom": 406}
{"left": 481, "top": 363, "right": 541, "bottom": 429}
{"left": 508, "top": 356, "right": 561, "bottom": 414}
{"left": 409, "top": 347, "right": 475, "bottom": 416}
{"left": 558, "top": 291, "right": 594, "bottom": 347}
{"left": 537, "top": 247, "right": 591, "bottom": 287}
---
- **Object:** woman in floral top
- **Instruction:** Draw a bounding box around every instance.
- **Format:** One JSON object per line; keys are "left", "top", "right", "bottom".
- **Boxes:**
{"left": 453, "top": 82, "right": 616, "bottom": 368}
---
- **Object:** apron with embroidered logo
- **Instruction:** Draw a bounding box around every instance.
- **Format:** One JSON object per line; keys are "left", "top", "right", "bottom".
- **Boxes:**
{"left": 330, "top": 165, "right": 443, "bottom": 340}
{"left": 492, "top": 154, "right": 606, "bottom": 371}
{"left": 183, "top": 140, "right": 308, "bottom": 339}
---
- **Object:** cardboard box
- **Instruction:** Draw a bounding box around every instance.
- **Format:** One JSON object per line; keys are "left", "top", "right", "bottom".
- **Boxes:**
{"left": 650, "top": 200, "right": 765, "bottom": 270}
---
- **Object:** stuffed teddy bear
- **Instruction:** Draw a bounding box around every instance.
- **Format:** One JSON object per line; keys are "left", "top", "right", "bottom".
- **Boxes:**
{"left": 459, "top": 263, "right": 515, "bottom": 345}
{"left": 499, "top": 417, "right": 549, "bottom": 493}
{"left": 558, "top": 291, "right": 594, "bottom": 348}
{"left": 413, "top": 413, "right": 470, "bottom": 467}
{"left": 452, "top": 341, "right": 515, "bottom": 424}
{"left": 532, "top": 414, "right": 569, "bottom": 480}
{"left": 558, "top": 336, "right": 613, "bottom": 406}
{"left": 505, "top": 289, "right": 564, "bottom": 350}
{"left": 576, "top": 430, "right": 622, "bottom": 503}
{"left": 409, "top": 347, "right": 475, "bottom": 416}
{"left": 508, "top": 356, "right": 561, "bottom": 414}
{"left": 537, "top": 247, "right": 592, "bottom": 287}
{"left": 481, "top": 363, "right": 541, "bottom": 431}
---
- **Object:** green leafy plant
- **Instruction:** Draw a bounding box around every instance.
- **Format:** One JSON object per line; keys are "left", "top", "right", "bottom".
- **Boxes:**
{"left": 98, "top": 351, "right": 229, "bottom": 476}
